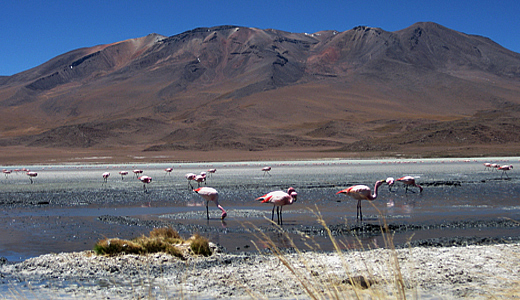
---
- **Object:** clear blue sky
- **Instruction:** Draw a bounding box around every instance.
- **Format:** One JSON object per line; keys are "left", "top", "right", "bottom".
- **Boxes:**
{"left": 1, "top": 0, "right": 519, "bottom": 76}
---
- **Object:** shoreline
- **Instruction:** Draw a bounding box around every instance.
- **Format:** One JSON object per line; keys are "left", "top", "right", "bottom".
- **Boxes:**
{"left": 1, "top": 145, "right": 518, "bottom": 166}
{"left": 1, "top": 242, "right": 519, "bottom": 299}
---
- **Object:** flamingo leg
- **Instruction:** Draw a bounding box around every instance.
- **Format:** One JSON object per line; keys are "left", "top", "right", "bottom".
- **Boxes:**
{"left": 357, "top": 200, "right": 362, "bottom": 221}
{"left": 279, "top": 206, "right": 283, "bottom": 225}
{"left": 206, "top": 201, "right": 210, "bottom": 220}
{"left": 271, "top": 205, "right": 276, "bottom": 221}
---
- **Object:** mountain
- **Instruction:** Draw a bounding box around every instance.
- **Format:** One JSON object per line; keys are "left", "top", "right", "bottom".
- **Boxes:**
{"left": 1, "top": 22, "right": 520, "bottom": 163}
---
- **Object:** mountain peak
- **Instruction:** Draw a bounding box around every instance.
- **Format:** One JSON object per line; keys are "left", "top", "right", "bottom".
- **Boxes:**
{"left": 1, "top": 22, "right": 520, "bottom": 159}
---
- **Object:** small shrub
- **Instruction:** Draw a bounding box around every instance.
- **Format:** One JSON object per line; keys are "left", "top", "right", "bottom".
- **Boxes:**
{"left": 94, "top": 238, "right": 143, "bottom": 256}
{"left": 94, "top": 228, "right": 204, "bottom": 259}
{"left": 150, "top": 227, "right": 181, "bottom": 239}
{"left": 190, "top": 234, "right": 212, "bottom": 256}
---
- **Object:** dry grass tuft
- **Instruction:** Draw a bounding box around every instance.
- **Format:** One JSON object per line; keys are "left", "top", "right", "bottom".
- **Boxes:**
{"left": 93, "top": 227, "right": 211, "bottom": 259}
{"left": 189, "top": 233, "right": 212, "bottom": 256}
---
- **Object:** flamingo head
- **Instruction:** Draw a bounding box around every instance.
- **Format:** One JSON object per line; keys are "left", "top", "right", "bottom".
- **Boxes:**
{"left": 385, "top": 177, "right": 395, "bottom": 186}
{"left": 375, "top": 180, "right": 386, "bottom": 189}
{"left": 336, "top": 189, "right": 348, "bottom": 195}
{"left": 290, "top": 191, "right": 298, "bottom": 202}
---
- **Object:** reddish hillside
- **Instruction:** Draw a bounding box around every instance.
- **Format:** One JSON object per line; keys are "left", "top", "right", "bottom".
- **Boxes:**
{"left": 1, "top": 22, "right": 520, "bottom": 163}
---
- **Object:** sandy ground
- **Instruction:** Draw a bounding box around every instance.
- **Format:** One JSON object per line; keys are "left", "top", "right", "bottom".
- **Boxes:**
{"left": 1, "top": 242, "right": 519, "bottom": 299}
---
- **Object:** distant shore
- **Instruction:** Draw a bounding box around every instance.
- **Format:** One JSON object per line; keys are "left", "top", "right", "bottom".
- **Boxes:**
{"left": 1, "top": 145, "right": 518, "bottom": 166}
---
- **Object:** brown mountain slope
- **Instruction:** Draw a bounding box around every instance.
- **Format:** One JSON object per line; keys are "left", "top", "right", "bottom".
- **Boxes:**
{"left": 1, "top": 22, "right": 520, "bottom": 163}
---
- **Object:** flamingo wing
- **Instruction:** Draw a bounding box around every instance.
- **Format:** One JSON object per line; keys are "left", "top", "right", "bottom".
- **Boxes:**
{"left": 397, "top": 176, "right": 415, "bottom": 184}
{"left": 256, "top": 191, "right": 290, "bottom": 204}
{"left": 337, "top": 185, "right": 371, "bottom": 200}
{"left": 195, "top": 187, "right": 218, "bottom": 201}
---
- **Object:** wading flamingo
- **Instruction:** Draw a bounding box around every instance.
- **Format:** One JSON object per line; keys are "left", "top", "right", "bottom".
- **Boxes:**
{"left": 207, "top": 169, "right": 216, "bottom": 177}
{"left": 194, "top": 173, "right": 206, "bottom": 187}
{"left": 3, "top": 169, "right": 12, "bottom": 178}
{"left": 385, "top": 177, "right": 395, "bottom": 192}
{"left": 498, "top": 165, "right": 513, "bottom": 178}
{"left": 119, "top": 171, "right": 129, "bottom": 180}
{"left": 484, "top": 163, "right": 492, "bottom": 171}
{"left": 102, "top": 172, "right": 110, "bottom": 184}
{"left": 165, "top": 168, "right": 173, "bottom": 176}
{"left": 194, "top": 187, "right": 227, "bottom": 220}
{"left": 262, "top": 166, "right": 271, "bottom": 176}
{"left": 396, "top": 176, "right": 423, "bottom": 193}
{"left": 256, "top": 187, "right": 298, "bottom": 225}
{"left": 26, "top": 171, "right": 38, "bottom": 184}
{"left": 138, "top": 175, "right": 152, "bottom": 192}
{"left": 336, "top": 180, "right": 385, "bottom": 221}
{"left": 133, "top": 169, "right": 143, "bottom": 178}
{"left": 185, "top": 173, "right": 197, "bottom": 189}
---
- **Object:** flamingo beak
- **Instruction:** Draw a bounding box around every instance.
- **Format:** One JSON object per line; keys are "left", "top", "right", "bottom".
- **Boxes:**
{"left": 336, "top": 190, "right": 346, "bottom": 194}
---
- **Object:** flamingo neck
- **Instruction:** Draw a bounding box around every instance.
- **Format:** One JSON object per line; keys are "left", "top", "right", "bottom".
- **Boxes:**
{"left": 370, "top": 181, "right": 383, "bottom": 200}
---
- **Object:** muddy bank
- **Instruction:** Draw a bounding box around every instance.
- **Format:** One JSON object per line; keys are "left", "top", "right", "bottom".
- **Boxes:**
{"left": 1, "top": 242, "right": 519, "bottom": 299}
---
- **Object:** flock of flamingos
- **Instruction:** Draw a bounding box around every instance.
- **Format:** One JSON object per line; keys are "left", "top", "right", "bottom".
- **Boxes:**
{"left": 1, "top": 161, "right": 514, "bottom": 225}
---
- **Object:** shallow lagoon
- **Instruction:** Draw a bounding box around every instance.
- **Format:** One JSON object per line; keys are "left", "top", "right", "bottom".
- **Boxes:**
{"left": 1, "top": 157, "right": 519, "bottom": 261}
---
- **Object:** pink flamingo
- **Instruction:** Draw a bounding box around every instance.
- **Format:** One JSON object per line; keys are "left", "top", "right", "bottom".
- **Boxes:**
{"left": 119, "top": 171, "right": 129, "bottom": 180}
{"left": 194, "top": 187, "right": 227, "bottom": 220}
{"left": 102, "top": 172, "right": 110, "bottom": 184}
{"left": 396, "top": 176, "right": 423, "bottom": 193}
{"left": 262, "top": 166, "right": 272, "bottom": 176}
{"left": 164, "top": 168, "right": 173, "bottom": 176}
{"left": 207, "top": 168, "right": 216, "bottom": 177}
{"left": 336, "top": 180, "right": 385, "bottom": 221}
{"left": 185, "top": 173, "right": 197, "bottom": 189}
{"left": 484, "top": 163, "right": 492, "bottom": 171}
{"left": 194, "top": 173, "right": 206, "bottom": 187}
{"left": 498, "top": 165, "right": 513, "bottom": 178}
{"left": 26, "top": 171, "right": 38, "bottom": 184}
{"left": 385, "top": 177, "right": 395, "bottom": 192}
{"left": 3, "top": 169, "right": 12, "bottom": 178}
{"left": 490, "top": 164, "right": 499, "bottom": 172}
{"left": 133, "top": 169, "right": 143, "bottom": 178}
{"left": 256, "top": 187, "right": 298, "bottom": 225}
{"left": 138, "top": 175, "right": 152, "bottom": 192}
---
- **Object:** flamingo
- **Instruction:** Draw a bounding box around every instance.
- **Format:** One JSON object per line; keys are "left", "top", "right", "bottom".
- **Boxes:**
{"left": 26, "top": 171, "right": 38, "bottom": 184}
{"left": 256, "top": 187, "right": 298, "bottom": 225}
{"left": 119, "top": 171, "right": 129, "bottom": 180}
{"left": 490, "top": 164, "right": 499, "bottom": 172}
{"left": 207, "top": 168, "right": 216, "bottom": 177}
{"left": 396, "top": 176, "right": 423, "bottom": 193}
{"left": 194, "top": 173, "right": 206, "bottom": 187}
{"left": 385, "top": 177, "right": 395, "bottom": 192}
{"left": 138, "top": 175, "right": 152, "bottom": 192}
{"left": 164, "top": 168, "right": 173, "bottom": 176}
{"left": 262, "top": 166, "right": 272, "bottom": 176}
{"left": 498, "top": 165, "right": 513, "bottom": 178}
{"left": 484, "top": 163, "right": 492, "bottom": 171}
{"left": 336, "top": 180, "right": 385, "bottom": 221}
{"left": 194, "top": 187, "right": 227, "bottom": 220}
{"left": 185, "top": 173, "right": 197, "bottom": 189}
{"left": 3, "top": 169, "right": 12, "bottom": 178}
{"left": 102, "top": 172, "right": 110, "bottom": 183}
{"left": 133, "top": 169, "right": 143, "bottom": 178}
